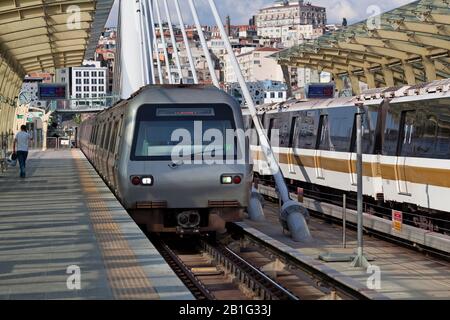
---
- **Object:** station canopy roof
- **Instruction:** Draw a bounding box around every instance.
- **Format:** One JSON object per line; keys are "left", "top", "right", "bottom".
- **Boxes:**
{"left": 274, "top": 0, "right": 450, "bottom": 88}
{"left": 0, "top": 0, "right": 114, "bottom": 78}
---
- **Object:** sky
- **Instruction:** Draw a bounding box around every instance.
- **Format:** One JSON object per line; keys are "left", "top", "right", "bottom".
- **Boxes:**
{"left": 106, "top": 0, "right": 417, "bottom": 28}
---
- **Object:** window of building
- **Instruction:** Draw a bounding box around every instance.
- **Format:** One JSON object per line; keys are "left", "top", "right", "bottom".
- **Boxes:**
{"left": 92, "top": 79, "right": 97, "bottom": 85}
{"left": 99, "top": 79, "right": 104, "bottom": 84}
{"left": 76, "top": 71, "right": 81, "bottom": 77}
{"left": 76, "top": 79, "right": 81, "bottom": 84}
{"left": 278, "top": 92, "right": 283, "bottom": 98}
{"left": 84, "top": 79, "right": 90, "bottom": 84}
{"left": 270, "top": 92, "right": 275, "bottom": 99}
{"left": 92, "top": 71, "right": 97, "bottom": 77}
{"left": 99, "top": 71, "right": 105, "bottom": 77}
{"left": 99, "top": 86, "right": 105, "bottom": 92}
{"left": 84, "top": 93, "right": 89, "bottom": 98}
{"left": 76, "top": 86, "right": 82, "bottom": 92}
{"left": 84, "top": 86, "right": 90, "bottom": 91}
{"left": 83, "top": 71, "right": 89, "bottom": 77}
{"left": 92, "top": 86, "right": 97, "bottom": 92}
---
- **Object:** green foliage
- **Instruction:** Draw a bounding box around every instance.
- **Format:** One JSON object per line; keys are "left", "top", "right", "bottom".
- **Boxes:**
{"left": 73, "top": 114, "right": 82, "bottom": 125}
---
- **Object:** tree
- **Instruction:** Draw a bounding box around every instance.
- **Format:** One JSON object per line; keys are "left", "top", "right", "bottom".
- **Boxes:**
{"left": 73, "top": 114, "right": 82, "bottom": 125}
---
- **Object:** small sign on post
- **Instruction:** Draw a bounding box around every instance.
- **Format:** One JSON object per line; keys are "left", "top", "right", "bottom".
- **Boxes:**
{"left": 392, "top": 210, "right": 403, "bottom": 232}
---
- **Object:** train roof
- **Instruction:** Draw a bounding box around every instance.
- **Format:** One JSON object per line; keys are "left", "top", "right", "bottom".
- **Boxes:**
{"left": 250, "top": 79, "right": 450, "bottom": 114}
{"left": 104, "top": 84, "right": 241, "bottom": 115}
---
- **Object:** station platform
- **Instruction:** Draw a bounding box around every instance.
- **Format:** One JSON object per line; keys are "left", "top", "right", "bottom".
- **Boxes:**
{"left": 0, "top": 149, "right": 193, "bottom": 300}
{"left": 241, "top": 202, "right": 450, "bottom": 300}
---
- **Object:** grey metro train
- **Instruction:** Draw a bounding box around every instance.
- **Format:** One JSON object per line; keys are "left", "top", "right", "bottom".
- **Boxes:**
{"left": 79, "top": 85, "right": 252, "bottom": 234}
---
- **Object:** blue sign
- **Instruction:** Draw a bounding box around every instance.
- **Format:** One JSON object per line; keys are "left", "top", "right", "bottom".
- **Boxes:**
{"left": 305, "top": 83, "right": 335, "bottom": 99}
{"left": 38, "top": 83, "right": 68, "bottom": 100}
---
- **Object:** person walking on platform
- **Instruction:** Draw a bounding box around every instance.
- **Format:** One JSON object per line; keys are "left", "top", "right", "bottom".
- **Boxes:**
{"left": 13, "top": 125, "right": 32, "bottom": 178}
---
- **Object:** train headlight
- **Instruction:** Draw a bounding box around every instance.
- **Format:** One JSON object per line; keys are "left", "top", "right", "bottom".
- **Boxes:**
{"left": 221, "top": 175, "right": 233, "bottom": 184}
{"left": 221, "top": 175, "right": 242, "bottom": 184}
{"left": 141, "top": 176, "right": 153, "bottom": 186}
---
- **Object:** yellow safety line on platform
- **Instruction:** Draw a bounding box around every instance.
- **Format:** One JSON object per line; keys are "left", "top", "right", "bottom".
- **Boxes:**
{"left": 72, "top": 150, "right": 159, "bottom": 300}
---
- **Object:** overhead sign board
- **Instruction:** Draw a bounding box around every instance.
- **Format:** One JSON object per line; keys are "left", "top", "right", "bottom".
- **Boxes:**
{"left": 38, "top": 83, "right": 68, "bottom": 101}
{"left": 305, "top": 83, "right": 335, "bottom": 99}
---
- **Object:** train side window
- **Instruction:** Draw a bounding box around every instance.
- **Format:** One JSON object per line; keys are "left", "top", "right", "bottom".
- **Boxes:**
{"left": 363, "top": 106, "right": 379, "bottom": 154}
{"left": 94, "top": 124, "right": 100, "bottom": 145}
{"left": 268, "top": 115, "right": 290, "bottom": 148}
{"left": 89, "top": 125, "right": 94, "bottom": 143}
{"left": 288, "top": 116, "right": 298, "bottom": 147}
{"left": 268, "top": 118, "right": 275, "bottom": 143}
{"left": 351, "top": 106, "right": 379, "bottom": 154}
{"left": 295, "top": 110, "right": 320, "bottom": 149}
{"left": 326, "top": 107, "right": 355, "bottom": 152}
{"left": 250, "top": 119, "right": 259, "bottom": 145}
{"left": 317, "top": 114, "right": 331, "bottom": 151}
{"left": 109, "top": 121, "right": 119, "bottom": 153}
{"left": 398, "top": 110, "right": 416, "bottom": 157}
{"left": 408, "top": 106, "right": 450, "bottom": 159}
{"left": 104, "top": 122, "right": 113, "bottom": 151}
{"left": 99, "top": 123, "right": 107, "bottom": 147}
{"left": 382, "top": 105, "right": 402, "bottom": 156}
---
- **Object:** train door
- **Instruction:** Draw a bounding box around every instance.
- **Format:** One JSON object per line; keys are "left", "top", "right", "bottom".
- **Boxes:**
{"left": 314, "top": 113, "right": 327, "bottom": 179}
{"left": 395, "top": 110, "right": 416, "bottom": 195}
{"left": 112, "top": 116, "right": 123, "bottom": 190}
{"left": 287, "top": 115, "right": 298, "bottom": 174}
{"left": 104, "top": 121, "right": 113, "bottom": 183}
{"left": 105, "top": 119, "right": 115, "bottom": 186}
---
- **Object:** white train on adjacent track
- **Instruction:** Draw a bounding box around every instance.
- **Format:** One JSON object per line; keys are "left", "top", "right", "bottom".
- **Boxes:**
{"left": 244, "top": 79, "right": 450, "bottom": 235}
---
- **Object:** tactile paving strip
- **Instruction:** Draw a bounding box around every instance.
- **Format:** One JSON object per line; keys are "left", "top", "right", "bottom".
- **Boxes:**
{"left": 72, "top": 150, "right": 159, "bottom": 300}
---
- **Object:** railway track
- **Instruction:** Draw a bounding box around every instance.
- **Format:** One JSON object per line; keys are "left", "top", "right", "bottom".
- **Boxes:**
{"left": 257, "top": 182, "right": 450, "bottom": 261}
{"left": 150, "top": 236, "right": 299, "bottom": 300}
{"left": 150, "top": 233, "right": 365, "bottom": 300}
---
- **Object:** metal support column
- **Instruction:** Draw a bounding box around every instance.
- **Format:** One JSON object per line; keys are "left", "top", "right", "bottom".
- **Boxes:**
{"left": 351, "top": 104, "right": 370, "bottom": 268}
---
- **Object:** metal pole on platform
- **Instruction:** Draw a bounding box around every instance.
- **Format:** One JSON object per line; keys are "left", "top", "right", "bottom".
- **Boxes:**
{"left": 351, "top": 103, "right": 370, "bottom": 268}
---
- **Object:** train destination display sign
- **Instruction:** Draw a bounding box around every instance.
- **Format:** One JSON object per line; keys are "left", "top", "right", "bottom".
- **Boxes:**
{"left": 305, "top": 83, "right": 335, "bottom": 99}
{"left": 38, "top": 83, "right": 68, "bottom": 100}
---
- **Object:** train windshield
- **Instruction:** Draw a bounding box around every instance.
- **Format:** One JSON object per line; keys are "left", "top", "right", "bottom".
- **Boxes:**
{"left": 131, "top": 104, "right": 238, "bottom": 161}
